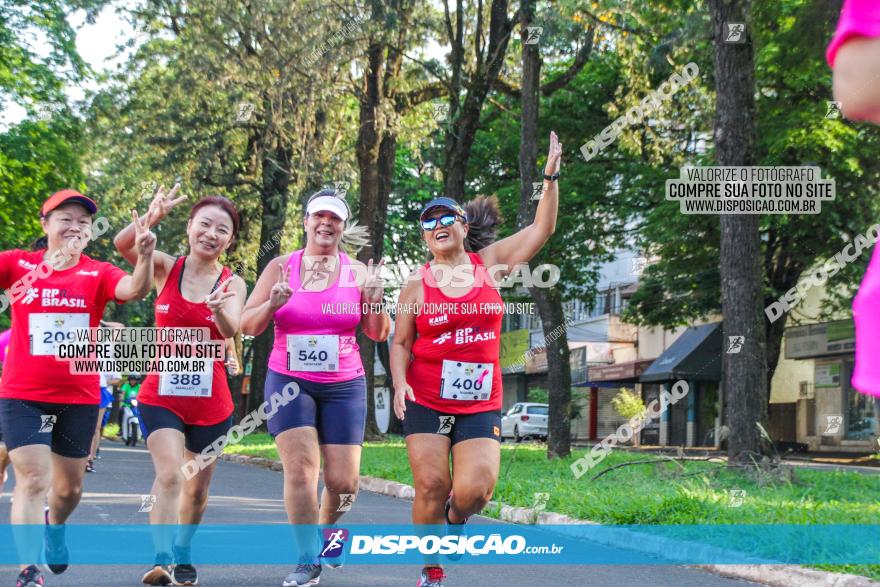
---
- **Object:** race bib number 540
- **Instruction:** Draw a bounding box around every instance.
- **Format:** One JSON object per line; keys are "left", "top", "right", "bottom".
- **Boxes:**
{"left": 287, "top": 335, "right": 339, "bottom": 372}
{"left": 440, "top": 360, "right": 493, "bottom": 401}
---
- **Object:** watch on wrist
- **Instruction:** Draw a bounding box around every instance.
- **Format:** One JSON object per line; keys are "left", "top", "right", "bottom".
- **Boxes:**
{"left": 543, "top": 172, "right": 560, "bottom": 181}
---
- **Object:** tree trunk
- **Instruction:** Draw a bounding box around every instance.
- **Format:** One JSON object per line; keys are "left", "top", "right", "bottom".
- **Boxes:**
{"left": 442, "top": 0, "right": 514, "bottom": 200}
{"left": 709, "top": 0, "right": 766, "bottom": 463}
{"left": 764, "top": 239, "right": 807, "bottom": 410}
{"left": 511, "top": 0, "right": 571, "bottom": 459}
{"left": 358, "top": 132, "right": 398, "bottom": 434}
{"left": 535, "top": 287, "right": 572, "bottom": 458}
{"left": 765, "top": 294, "right": 787, "bottom": 404}
{"left": 356, "top": 14, "right": 404, "bottom": 438}
{"left": 247, "top": 144, "right": 292, "bottom": 413}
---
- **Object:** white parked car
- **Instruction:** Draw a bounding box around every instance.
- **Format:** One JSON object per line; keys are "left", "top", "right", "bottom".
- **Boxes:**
{"left": 501, "top": 402, "right": 548, "bottom": 442}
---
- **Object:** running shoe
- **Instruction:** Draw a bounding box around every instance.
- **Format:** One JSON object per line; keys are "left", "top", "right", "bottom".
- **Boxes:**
{"left": 417, "top": 566, "right": 446, "bottom": 587}
{"left": 43, "top": 507, "right": 68, "bottom": 574}
{"left": 171, "top": 544, "right": 197, "bottom": 585}
{"left": 444, "top": 492, "right": 469, "bottom": 561}
{"left": 170, "top": 564, "right": 198, "bottom": 586}
{"left": 142, "top": 564, "right": 173, "bottom": 585}
{"left": 15, "top": 565, "right": 44, "bottom": 587}
{"left": 85, "top": 459, "right": 95, "bottom": 473}
{"left": 281, "top": 563, "right": 321, "bottom": 586}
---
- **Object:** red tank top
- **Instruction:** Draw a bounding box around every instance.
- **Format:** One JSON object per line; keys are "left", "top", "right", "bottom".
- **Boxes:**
{"left": 407, "top": 252, "right": 504, "bottom": 414}
{"left": 138, "top": 257, "right": 234, "bottom": 426}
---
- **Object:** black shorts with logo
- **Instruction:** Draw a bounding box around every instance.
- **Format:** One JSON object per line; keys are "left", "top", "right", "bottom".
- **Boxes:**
{"left": 402, "top": 399, "right": 501, "bottom": 445}
{"left": 0, "top": 398, "right": 98, "bottom": 458}
{"left": 138, "top": 403, "right": 233, "bottom": 454}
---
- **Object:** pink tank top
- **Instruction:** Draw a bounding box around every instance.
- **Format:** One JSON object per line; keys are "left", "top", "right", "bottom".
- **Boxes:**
{"left": 267, "top": 249, "right": 364, "bottom": 383}
{"left": 852, "top": 244, "right": 880, "bottom": 397}
{"left": 827, "top": 0, "right": 880, "bottom": 67}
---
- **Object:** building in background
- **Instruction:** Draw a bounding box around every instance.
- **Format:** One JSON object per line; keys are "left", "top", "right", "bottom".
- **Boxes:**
{"left": 500, "top": 249, "right": 722, "bottom": 445}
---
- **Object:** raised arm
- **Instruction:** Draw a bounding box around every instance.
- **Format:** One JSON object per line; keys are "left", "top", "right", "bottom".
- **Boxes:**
{"left": 114, "top": 210, "right": 156, "bottom": 301}
{"left": 113, "top": 183, "right": 185, "bottom": 282}
{"left": 358, "top": 258, "right": 391, "bottom": 342}
{"left": 479, "top": 131, "right": 562, "bottom": 274}
{"left": 241, "top": 257, "right": 292, "bottom": 337}
{"left": 834, "top": 37, "right": 880, "bottom": 123}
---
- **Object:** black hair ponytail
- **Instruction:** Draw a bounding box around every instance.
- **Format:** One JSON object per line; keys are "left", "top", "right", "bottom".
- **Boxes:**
{"left": 31, "top": 236, "right": 49, "bottom": 251}
{"left": 463, "top": 195, "right": 502, "bottom": 252}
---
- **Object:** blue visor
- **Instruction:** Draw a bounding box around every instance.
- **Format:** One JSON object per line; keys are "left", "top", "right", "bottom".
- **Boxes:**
{"left": 419, "top": 197, "right": 466, "bottom": 221}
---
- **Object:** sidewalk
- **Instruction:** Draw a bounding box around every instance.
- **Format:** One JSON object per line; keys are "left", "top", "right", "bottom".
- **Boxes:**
{"left": 0, "top": 443, "right": 768, "bottom": 587}
{"left": 221, "top": 450, "right": 880, "bottom": 587}
{"left": 605, "top": 444, "right": 880, "bottom": 475}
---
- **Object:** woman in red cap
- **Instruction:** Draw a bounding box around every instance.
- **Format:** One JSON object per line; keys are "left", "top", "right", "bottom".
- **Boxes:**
{"left": 0, "top": 189, "right": 155, "bottom": 587}
{"left": 390, "top": 132, "right": 562, "bottom": 587}
{"left": 114, "top": 184, "right": 247, "bottom": 587}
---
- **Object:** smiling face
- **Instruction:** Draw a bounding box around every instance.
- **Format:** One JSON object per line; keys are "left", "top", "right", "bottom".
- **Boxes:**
{"left": 304, "top": 209, "right": 344, "bottom": 249}
{"left": 40, "top": 202, "right": 94, "bottom": 252}
{"left": 421, "top": 207, "right": 468, "bottom": 256}
{"left": 187, "top": 204, "right": 235, "bottom": 259}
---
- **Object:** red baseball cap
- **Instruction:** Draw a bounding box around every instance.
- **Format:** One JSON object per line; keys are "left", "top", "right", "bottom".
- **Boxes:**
{"left": 41, "top": 189, "right": 98, "bottom": 217}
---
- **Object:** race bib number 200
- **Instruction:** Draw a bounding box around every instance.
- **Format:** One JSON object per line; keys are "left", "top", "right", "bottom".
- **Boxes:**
{"left": 29, "top": 313, "right": 89, "bottom": 356}
{"left": 440, "top": 360, "right": 493, "bottom": 401}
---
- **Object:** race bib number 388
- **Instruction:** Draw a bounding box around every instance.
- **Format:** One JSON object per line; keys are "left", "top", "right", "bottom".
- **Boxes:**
{"left": 29, "top": 313, "right": 89, "bottom": 356}
{"left": 440, "top": 360, "right": 493, "bottom": 401}
{"left": 159, "top": 369, "right": 213, "bottom": 398}
{"left": 287, "top": 335, "right": 339, "bottom": 372}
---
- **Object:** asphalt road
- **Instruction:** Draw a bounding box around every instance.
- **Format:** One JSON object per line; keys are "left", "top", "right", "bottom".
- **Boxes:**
{"left": 0, "top": 442, "right": 761, "bottom": 587}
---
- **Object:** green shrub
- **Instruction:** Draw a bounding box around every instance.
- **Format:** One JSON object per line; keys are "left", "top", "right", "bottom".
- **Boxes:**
{"left": 611, "top": 388, "right": 645, "bottom": 420}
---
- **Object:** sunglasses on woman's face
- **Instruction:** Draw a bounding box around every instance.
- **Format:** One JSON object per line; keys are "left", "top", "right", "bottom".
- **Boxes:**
{"left": 421, "top": 214, "right": 461, "bottom": 231}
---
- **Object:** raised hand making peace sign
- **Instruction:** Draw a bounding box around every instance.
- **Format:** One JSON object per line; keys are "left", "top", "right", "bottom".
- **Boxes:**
{"left": 206, "top": 279, "right": 237, "bottom": 315}
{"left": 362, "top": 259, "right": 385, "bottom": 304}
{"left": 146, "top": 183, "right": 187, "bottom": 228}
{"left": 132, "top": 209, "right": 156, "bottom": 257}
{"left": 269, "top": 263, "right": 293, "bottom": 310}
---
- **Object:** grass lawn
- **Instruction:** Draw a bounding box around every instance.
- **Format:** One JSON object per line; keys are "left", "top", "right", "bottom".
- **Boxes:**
{"left": 225, "top": 434, "right": 880, "bottom": 579}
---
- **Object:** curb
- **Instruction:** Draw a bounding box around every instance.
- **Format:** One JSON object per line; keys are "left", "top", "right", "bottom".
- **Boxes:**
{"left": 219, "top": 453, "right": 880, "bottom": 587}
{"left": 694, "top": 565, "right": 879, "bottom": 587}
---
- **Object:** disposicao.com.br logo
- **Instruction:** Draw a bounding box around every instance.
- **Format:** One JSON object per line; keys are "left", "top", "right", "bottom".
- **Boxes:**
{"left": 348, "top": 532, "right": 564, "bottom": 556}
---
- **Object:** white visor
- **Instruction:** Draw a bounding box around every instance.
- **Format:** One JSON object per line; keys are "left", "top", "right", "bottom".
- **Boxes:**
{"left": 306, "top": 195, "right": 349, "bottom": 221}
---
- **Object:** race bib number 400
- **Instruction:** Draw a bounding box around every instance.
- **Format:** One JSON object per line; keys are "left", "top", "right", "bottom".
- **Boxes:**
{"left": 440, "top": 360, "right": 493, "bottom": 401}
{"left": 287, "top": 335, "right": 339, "bottom": 372}
{"left": 159, "top": 369, "right": 213, "bottom": 397}
{"left": 29, "top": 313, "right": 89, "bottom": 356}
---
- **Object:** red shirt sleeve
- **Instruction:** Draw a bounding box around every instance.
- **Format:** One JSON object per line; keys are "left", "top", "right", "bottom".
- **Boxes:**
{"left": 99, "top": 262, "right": 129, "bottom": 305}
{"left": 0, "top": 250, "right": 23, "bottom": 291}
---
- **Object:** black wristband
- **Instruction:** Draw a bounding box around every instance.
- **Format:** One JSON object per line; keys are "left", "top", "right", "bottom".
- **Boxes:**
{"left": 543, "top": 172, "right": 560, "bottom": 181}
